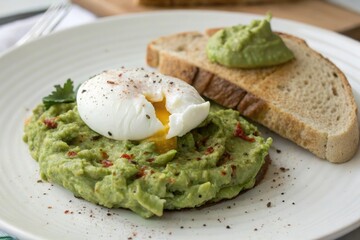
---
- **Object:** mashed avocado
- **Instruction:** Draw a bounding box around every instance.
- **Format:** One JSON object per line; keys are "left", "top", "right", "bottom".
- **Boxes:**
{"left": 24, "top": 103, "right": 271, "bottom": 218}
{"left": 206, "top": 15, "right": 294, "bottom": 68}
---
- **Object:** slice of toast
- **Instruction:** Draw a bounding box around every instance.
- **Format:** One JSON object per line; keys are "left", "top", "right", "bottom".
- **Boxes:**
{"left": 147, "top": 30, "right": 359, "bottom": 163}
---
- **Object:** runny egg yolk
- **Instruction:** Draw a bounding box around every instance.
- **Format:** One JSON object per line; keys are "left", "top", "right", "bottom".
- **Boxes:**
{"left": 145, "top": 98, "right": 177, "bottom": 153}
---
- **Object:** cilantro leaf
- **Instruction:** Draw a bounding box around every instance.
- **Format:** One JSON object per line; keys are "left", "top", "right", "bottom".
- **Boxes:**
{"left": 43, "top": 79, "right": 76, "bottom": 109}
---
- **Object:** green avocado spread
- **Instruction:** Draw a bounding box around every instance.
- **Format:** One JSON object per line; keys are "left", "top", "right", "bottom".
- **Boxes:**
{"left": 206, "top": 15, "right": 294, "bottom": 68}
{"left": 24, "top": 103, "right": 272, "bottom": 218}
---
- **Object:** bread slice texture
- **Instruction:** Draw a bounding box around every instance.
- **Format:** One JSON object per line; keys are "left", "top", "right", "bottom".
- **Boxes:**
{"left": 147, "top": 31, "right": 359, "bottom": 163}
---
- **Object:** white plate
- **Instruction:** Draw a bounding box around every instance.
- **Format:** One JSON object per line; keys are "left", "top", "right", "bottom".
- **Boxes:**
{"left": 1, "top": 10, "right": 360, "bottom": 240}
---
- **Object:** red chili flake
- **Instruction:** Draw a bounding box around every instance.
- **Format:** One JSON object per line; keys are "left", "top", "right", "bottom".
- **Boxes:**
{"left": 67, "top": 151, "right": 77, "bottom": 157}
{"left": 146, "top": 158, "right": 154, "bottom": 163}
{"left": 196, "top": 157, "right": 201, "bottom": 161}
{"left": 205, "top": 147, "right": 214, "bottom": 155}
{"left": 101, "top": 151, "right": 109, "bottom": 159}
{"left": 121, "top": 153, "right": 134, "bottom": 160}
{"left": 101, "top": 160, "right": 113, "bottom": 168}
{"left": 64, "top": 210, "right": 70, "bottom": 214}
{"left": 221, "top": 170, "right": 227, "bottom": 176}
{"left": 136, "top": 166, "right": 147, "bottom": 178}
{"left": 233, "top": 122, "right": 255, "bottom": 142}
{"left": 118, "top": 73, "right": 122, "bottom": 77}
{"left": 150, "top": 170, "right": 155, "bottom": 174}
{"left": 107, "top": 80, "right": 116, "bottom": 84}
{"left": 43, "top": 118, "right": 57, "bottom": 129}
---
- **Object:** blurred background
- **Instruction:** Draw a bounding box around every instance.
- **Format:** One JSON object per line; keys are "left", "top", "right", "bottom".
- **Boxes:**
{"left": 0, "top": 0, "right": 360, "bottom": 33}
{"left": 1, "top": 0, "right": 360, "bottom": 52}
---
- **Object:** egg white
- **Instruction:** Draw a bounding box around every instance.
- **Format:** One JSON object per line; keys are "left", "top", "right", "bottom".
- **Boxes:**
{"left": 76, "top": 68, "right": 210, "bottom": 140}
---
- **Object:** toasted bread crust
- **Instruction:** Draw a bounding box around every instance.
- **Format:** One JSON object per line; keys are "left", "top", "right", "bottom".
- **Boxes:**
{"left": 147, "top": 31, "right": 359, "bottom": 163}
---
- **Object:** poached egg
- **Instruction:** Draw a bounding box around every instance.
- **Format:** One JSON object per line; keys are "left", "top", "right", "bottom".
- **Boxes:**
{"left": 77, "top": 68, "right": 210, "bottom": 152}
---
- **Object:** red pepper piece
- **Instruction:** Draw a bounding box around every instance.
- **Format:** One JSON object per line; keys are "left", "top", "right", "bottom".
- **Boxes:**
{"left": 43, "top": 118, "right": 57, "bottom": 129}
{"left": 121, "top": 153, "right": 134, "bottom": 160}
{"left": 67, "top": 151, "right": 77, "bottom": 157}
{"left": 101, "top": 160, "right": 113, "bottom": 168}
{"left": 234, "top": 123, "right": 255, "bottom": 142}
{"left": 136, "top": 166, "right": 147, "bottom": 178}
{"left": 205, "top": 147, "right": 214, "bottom": 155}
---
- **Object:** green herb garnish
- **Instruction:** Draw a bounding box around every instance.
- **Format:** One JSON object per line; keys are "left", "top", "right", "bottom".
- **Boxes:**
{"left": 43, "top": 79, "right": 76, "bottom": 109}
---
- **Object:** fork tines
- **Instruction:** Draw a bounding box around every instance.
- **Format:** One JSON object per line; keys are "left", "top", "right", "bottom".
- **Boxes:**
{"left": 15, "top": 1, "right": 71, "bottom": 46}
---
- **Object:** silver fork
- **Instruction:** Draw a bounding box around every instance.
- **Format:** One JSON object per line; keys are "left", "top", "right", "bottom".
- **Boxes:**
{"left": 15, "top": 0, "right": 71, "bottom": 46}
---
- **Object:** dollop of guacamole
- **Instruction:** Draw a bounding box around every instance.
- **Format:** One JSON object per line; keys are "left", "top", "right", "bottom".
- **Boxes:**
{"left": 24, "top": 103, "right": 272, "bottom": 218}
{"left": 206, "top": 15, "right": 294, "bottom": 68}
